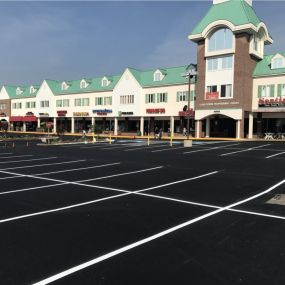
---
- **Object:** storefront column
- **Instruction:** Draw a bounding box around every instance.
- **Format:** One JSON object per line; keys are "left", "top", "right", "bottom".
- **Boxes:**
{"left": 170, "top": 116, "right": 174, "bottom": 136}
{"left": 53, "top": 118, "right": 57, "bottom": 133}
{"left": 71, "top": 117, "right": 75, "bottom": 133}
{"left": 248, "top": 112, "right": 253, "bottom": 139}
{"left": 23, "top": 122, "right": 26, "bottom": 132}
{"left": 37, "top": 118, "right": 41, "bottom": 129}
{"left": 195, "top": 120, "right": 201, "bottom": 138}
{"left": 236, "top": 120, "right": 241, "bottom": 139}
{"left": 114, "top": 117, "right": 118, "bottom": 135}
{"left": 91, "top": 117, "right": 95, "bottom": 127}
{"left": 205, "top": 117, "right": 210, "bottom": 138}
{"left": 140, "top": 117, "right": 144, "bottom": 136}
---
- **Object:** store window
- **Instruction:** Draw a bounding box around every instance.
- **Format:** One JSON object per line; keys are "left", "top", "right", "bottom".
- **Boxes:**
{"left": 95, "top": 97, "right": 103, "bottom": 106}
{"left": 220, "top": 84, "right": 232, "bottom": 98}
{"left": 157, "top": 93, "right": 167, "bottom": 103}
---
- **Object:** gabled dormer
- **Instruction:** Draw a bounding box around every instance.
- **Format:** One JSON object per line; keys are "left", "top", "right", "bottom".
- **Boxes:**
{"left": 101, "top": 76, "right": 111, "bottom": 87}
{"left": 271, "top": 54, "right": 285, "bottom": 69}
{"left": 61, "top": 81, "right": 69, "bottom": 91}
{"left": 16, "top": 87, "right": 23, "bottom": 96}
{"left": 80, "top": 79, "right": 88, "bottom": 89}
{"left": 153, "top": 69, "right": 167, "bottom": 82}
{"left": 30, "top": 85, "right": 36, "bottom": 94}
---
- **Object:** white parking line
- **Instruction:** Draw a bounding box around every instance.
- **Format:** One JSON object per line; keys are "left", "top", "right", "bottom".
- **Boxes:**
{"left": 0, "top": 153, "right": 13, "bottom": 155}
{"left": 0, "top": 157, "right": 57, "bottom": 164}
{"left": 0, "top": 155, "right": 33, "bottom": 159}
{"left": 100, "top": 143, "right": 147, "bottom": 150}
{"left": 32, "top": 178, "right": 285, "bottom": 285}
{"left": 0, "top": 175, "right": 25, "bottom": 180}
{"left": 220, "top": 144, "right": 271, "bottom": 157}
{"left": 151, "top": 146, "right": 185, "bottom": 153}
{"left": 0, "top": 159, "right": 86, "bottom": 171}
{"left": 184, "top": 143, "right": 240, "bottom": 154}
{"left": 34, "top": 162, "right": 121, "bottom": 176}
{"left": 0, "top": 170, "right": 216, "bottom": 222}
{"left": 124, "top": 144, "right": 169, "bottom": 151}
{"left": 265, "top": 151, "right": 285, "bottom": 159}
{"left": 79, "top": 166, "right": 164, "bottom": 182}
{"left": 0, "top": 183, "right": 68, "bottom": 196}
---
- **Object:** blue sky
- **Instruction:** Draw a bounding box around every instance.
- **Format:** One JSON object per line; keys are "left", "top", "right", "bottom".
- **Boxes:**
{"left": 0, "top": 1, "right": 284, "bottom": 85}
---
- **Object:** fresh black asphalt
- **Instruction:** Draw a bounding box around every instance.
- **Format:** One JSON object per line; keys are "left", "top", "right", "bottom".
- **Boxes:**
{"left": 0, "top": 139, "right": 284, "bottom": 285}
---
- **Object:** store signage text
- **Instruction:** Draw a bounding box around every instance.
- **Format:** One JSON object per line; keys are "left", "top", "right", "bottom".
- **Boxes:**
{"left": 146, "top": 108, "right": 165, "bottom": 114}
{"left": 258, "top": 98, "right": 285, "bottom": 108}
{"left": 92, "top": 109, "right": 112, "bottom": 116}
{"left": 0, "top": 113, "right": 6, "bottom": 117}
{"left": 39, "top": 113, "right": 49, "bottom": 117}
{"left": 73, "top": 112, "right": 89, "bottom": 117}
{"left": 178, "top": 108, "right": 195, "bottom": 117}
{"left": 26, "top": 112, "right": 34, "bottom": 116}
{"left": 118, "top": 111, "right": 134, "bottom": 116}
{"left": 57, "top": 110, "right": 67, "bottom": 117}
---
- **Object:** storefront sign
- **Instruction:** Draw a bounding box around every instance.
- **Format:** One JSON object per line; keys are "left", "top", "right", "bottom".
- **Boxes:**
{"left": 258, "top": 98, "right": 285, "bottom": 108}
{"left": 178, "top": 108, "right": 195, "bottom": 117}
{"left": 57, "top": 110, "right": 67, "bottom": 117}
{"left": 92, "top": 109, "right": 112, "bottom": 116}
{"left": 118, "top": 111, "right": 134, "bottom": 116}
{"left": 206, "top": 92, "right": 219, "bottom": 100}
{"left": 73, "top": 112, "right": 89, "bottom": 117}
{"left": 39, "top": 113, "right": 49, "bottom": 118}
{"left": 26, "top": 112, "right": 34, "bottom": 116}
{"left": 146, "top": 108, "right": 165, "bottom": 114}
{"left": 0, "top": 113, "right": 6, "bottom": 117}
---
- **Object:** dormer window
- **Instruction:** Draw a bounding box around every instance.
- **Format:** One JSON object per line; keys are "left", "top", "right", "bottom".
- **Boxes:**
{"left": 154, "top": 72, "right": 161, "bottom": 81}
{"left": 272, "top": 58, "right": 284, "bottom": 69}
{"left": 30, "top": 86, "right": 35, "bottom": 94}
{"left": 61, "top": 82, "right": 68, "bottom": 91}
{"left": 80, "top": 80, "right": 88, "bottom": 89}
{"left": 102, "top": 77, "right": 110, "bottom": 87}
{"left": 16, "top": 87, "right": 22, "bottom": 96}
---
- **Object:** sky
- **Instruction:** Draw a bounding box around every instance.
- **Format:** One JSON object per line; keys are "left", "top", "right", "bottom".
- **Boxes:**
{"left": 0, "top": 0, "right": 284, "bottom": 86}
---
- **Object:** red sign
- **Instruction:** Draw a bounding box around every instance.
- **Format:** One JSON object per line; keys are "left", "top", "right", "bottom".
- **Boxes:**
{"left": 146, "top": 108, "right": 165, "bottom": 114}
{"left": 0, "top": 113, "right": 6, "bottom": 117}
{"left": 259, "top": 98, "right": 285, "bottom": 107}
{"left": 57, "top": 110, "right": 67, "bottom": 117}
{"left": 206, "top": 92, "right": 219, "bottom": 100}
{"left": 179, "top": 108, "right": 195, "bottom": 117}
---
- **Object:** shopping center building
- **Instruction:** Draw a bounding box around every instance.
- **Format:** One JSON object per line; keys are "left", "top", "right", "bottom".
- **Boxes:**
{"left": 0, "top": 0, "right": 284, "bottom": 138}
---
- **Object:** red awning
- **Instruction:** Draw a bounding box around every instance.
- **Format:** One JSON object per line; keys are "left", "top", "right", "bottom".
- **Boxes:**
{"left": 10, "top": 116, "right": 24, "bottom": 122}
{"left": 10, "top": 116, "right": 37, "bottom": 122}
{"left": 23, "top": 116, "right": 37, "bottom": 122}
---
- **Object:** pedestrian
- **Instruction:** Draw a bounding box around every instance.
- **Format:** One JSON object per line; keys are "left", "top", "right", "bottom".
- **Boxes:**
{"left": 183, "top": 127, "right": 187, "bottom": 136}
{"left": 83, "top": 129, "right": 87, "bottom": 144}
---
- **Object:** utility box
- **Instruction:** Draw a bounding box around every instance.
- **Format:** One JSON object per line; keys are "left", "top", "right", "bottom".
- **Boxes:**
{"left": 184, "top": 140, "right": 192, "bottom": 147}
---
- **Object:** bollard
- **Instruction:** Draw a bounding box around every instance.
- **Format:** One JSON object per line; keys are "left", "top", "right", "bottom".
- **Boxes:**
{"left": 12, "top": 142, "right": 15, "bottom": 148}
{"left": 170, "top": 133, "right": 173, "bottom": 147}
{"left": 109, "top": 132, "right": 112, "bottom": 145}
{"left": 26, "top": 141, "right": 29, "bottom": 147}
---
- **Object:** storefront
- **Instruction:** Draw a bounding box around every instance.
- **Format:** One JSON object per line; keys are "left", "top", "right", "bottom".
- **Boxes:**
{"left": 10, "top": 113, "right": 38, "bottom": 131}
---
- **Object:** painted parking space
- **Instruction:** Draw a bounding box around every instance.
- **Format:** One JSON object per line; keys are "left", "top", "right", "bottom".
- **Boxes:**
{"left": 0, "top": 140, "right": 284, "bottom": 285}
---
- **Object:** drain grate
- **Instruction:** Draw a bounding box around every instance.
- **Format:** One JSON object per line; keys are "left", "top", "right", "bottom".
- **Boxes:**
{"left": 267, "top": 194, "right": 285, "bottom": 206}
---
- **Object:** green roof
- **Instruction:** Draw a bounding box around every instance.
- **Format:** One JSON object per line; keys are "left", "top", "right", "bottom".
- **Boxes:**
{"left": 253, "top": 53, "right": 285, "bottom": 77}
{"left": 45, "top": 65, "right": 192, "bottom": 95}
{"left": 129, "top": 65, "right": 193, "bottom": 87}
{"left": 190, "top": 0, "right": 261, "bottom": 36}
{"left": 4, "top": 85, "right": 40, "bottom": 99}
{"left": 45, "top": 75, "right": 122, "bottom": 95}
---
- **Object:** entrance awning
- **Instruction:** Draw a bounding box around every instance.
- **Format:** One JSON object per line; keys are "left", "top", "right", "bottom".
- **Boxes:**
{"left": 10, "top": 116, "right": 24, "bottom": 122}
{"left": 10, "top": 116, "right": 37, "bottom": 122}
{"left": 23, "top": 116, "right": 37, "bottom": 122}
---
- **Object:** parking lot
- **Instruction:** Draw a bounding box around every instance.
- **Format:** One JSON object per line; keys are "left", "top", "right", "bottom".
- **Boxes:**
{"left": 0, "top": 139, "right": 284, "bottom": 285}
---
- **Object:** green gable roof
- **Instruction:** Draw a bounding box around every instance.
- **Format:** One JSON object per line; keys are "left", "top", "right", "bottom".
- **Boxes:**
{"left": 129, "top": 65, "right": 192, "bottom": 87}
{"left": 4, "top": 85, "right": 40, "bottom": 99}
{"left": 253, "top": 53, "right": 285, "bottom": 77}
{"left": 45, "top": 74, "right": 122, "bottom": 95}
{"left": 190, "top": 0, "right": 261, "bottom": 36}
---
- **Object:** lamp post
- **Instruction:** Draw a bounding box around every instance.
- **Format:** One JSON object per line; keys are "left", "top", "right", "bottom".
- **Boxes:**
{"left": 182, "top": 64, "right": 197, "bottom": 140}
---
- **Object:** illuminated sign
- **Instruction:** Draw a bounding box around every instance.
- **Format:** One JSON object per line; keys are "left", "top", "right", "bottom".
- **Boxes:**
{"left": 118, "top": 111, "right": 134, "bottom": 116}
{"left": 73, "top": 112, "right": 89, "bottom": 117}
{"left": 146, "top": 108, "right": 165, "bottom": 114}
{"left": 39, "top": 113, "right": 49, "bottom": 117}
{"left": 178, "top": 108, "right": 195, "bottom": 117}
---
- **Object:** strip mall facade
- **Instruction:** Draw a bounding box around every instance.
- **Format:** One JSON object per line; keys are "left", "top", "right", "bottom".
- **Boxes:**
{"left": 0, "top": 0, "right": 284, "bottom": 138}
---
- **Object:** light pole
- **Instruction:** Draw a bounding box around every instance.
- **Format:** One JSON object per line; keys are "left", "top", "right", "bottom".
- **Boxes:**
{"left": 182, "top": 64, "right": 197, "bottom": 140}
